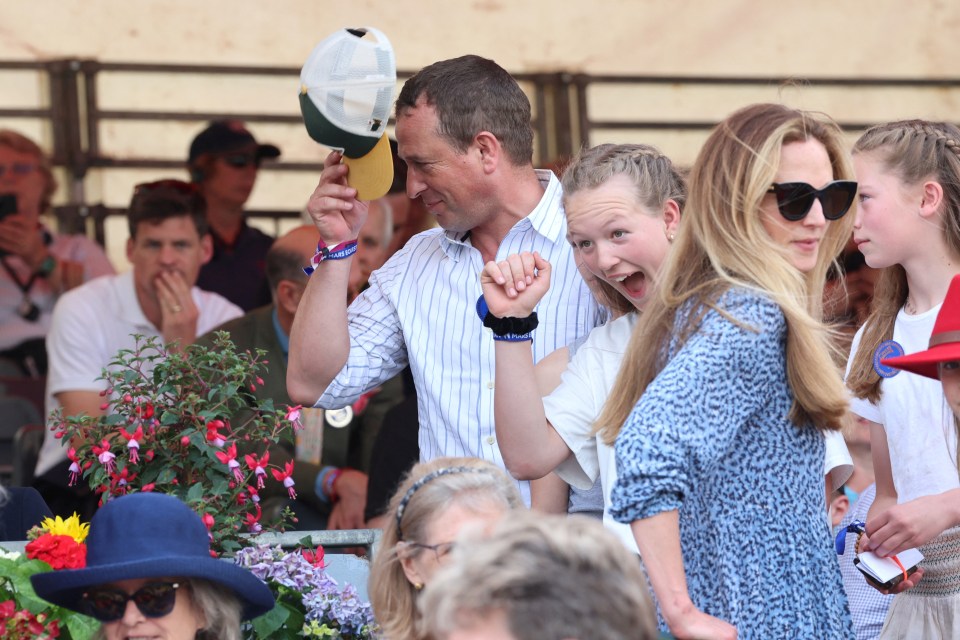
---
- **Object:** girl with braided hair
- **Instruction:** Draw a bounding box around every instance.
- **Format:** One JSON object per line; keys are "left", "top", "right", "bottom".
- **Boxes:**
{"left": 846, "top": 120, "right": 960, "bottom": 637}
{"left": 481, "top": 143, "right": 685, "bottom": 553}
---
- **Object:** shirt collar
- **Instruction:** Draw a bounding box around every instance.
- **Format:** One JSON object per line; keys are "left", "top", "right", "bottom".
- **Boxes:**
{"left": 438, "top": 169, "right": 563, "bottom": 259}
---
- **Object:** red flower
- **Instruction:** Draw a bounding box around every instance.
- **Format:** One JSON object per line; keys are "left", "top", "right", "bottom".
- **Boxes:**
{"left": 244, "top": 452, "right": 269, "bottom": 489}
{"left": 66, "top": 448, "right": 82, "bottom": 487}
{"left": 285, "top": 404, "right": 303, "bottom": 432}
{"left": 25, "top": 533, "right": 87, "bottom": 570}
{"left": 215, "top": 443, "right": 243, "bottom": 482}
{"left": 301, "top": 547, "right": 326, "bottom": 569}
{"left": 118, "top": 425, "right": 144, "bottom": 464}
{"left": 206, "top": 419, "right": 227, "bottom": 448}
{"left": 0, "top": 599, "right": 15, "bottom": 618}
{"left": 271, "top": 460, "right": 297, "bottom": 499}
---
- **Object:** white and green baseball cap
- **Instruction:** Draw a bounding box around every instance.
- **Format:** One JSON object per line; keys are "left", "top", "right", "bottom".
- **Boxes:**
{"left": 299, "top": 27, "right": 396, "bottom": 201}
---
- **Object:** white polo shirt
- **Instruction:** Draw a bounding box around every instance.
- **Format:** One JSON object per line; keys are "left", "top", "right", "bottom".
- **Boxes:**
{"left": 35, "top": 270, "right": 242, "bottom": 476}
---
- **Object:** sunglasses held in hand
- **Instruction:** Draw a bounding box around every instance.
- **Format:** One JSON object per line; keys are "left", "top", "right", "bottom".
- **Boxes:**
{"left": 80, "top": 581, "right": 182, "bottom": 622}
{"left": 767, "top": 180, "right": 858, "bottom": 221}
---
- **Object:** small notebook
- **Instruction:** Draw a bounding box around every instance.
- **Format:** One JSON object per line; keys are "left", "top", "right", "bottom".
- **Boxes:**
{"left": 856, "top": 548, "right": 924, "bottom": 585}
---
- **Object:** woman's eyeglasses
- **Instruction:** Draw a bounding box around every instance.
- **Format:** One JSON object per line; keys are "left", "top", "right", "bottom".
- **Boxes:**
{"left": 767, "top": 180, "right": 858, "bottom": 222}
{"left": 80, "top": 581, "right": 182, "bottom": 622}
{"left": 0, "top": 163, "right": 37, "bottom": 178}
{"left": 221, "top": 154, "right": 261, "bottom": 169}
{"left": 408, "top": 541, "right": 456, "bottom": 562}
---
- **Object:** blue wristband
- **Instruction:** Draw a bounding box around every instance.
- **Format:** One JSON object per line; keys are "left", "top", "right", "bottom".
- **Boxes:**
{"left": 493, "top": 332, "right": 534, "bottom": 342}
{"left": 314, "top": 465, "right": 338, "bottom": 503}
{"left": 303, "top": 240, "right": 358, "bottom": 276}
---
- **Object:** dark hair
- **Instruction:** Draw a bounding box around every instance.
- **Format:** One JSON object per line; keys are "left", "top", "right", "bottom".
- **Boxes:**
{"left": 127, "top": 179, "right": 208, "bottom": 239}
{"left": 388, "top": 138, "right": 408, "bottom": 195}
{"left": 265, "top": 243, "right": 308, "bottom": 294}
{"left": 395, "top": 55, "right": 534, "bottom": 166}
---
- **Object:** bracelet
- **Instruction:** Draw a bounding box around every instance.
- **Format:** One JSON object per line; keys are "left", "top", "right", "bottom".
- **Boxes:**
{"left": 314, "top": 466, "right": 338, "bottom": 503}
{"left": 476, "top": 295, "right": 538, "bottom": 341}
{"left": 303, "top": 239, "right": 358, "bottom": 276}
{"left": 324, "top": 467, "right": 345, "bottom": 503}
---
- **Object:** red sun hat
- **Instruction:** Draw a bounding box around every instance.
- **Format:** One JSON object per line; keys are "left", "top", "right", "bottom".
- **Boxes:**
{"left": 881, "top": 274, "right": 960, "bottom": 380}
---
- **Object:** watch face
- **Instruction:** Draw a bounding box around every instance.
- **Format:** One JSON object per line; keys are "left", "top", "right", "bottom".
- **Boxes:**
{"left": 325, "top": 406, "right": 353, "bottom": 429}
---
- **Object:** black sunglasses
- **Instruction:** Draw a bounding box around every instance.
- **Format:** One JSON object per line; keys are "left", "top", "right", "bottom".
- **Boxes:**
{"left": 767, "top": 180, "right": 857, "bottom": 222}
{"left": 80, "top": 581, "right": 182, "bottom": 622}
{"left": 222, "top": 153, "right": 261, "bottom": 169}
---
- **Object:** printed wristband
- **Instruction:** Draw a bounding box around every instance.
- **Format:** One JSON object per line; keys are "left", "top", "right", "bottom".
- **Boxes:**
{"left": 324, "top": 467, "right": 346, "bottom": 503}
{"left": 303, "top": 239, "right": 358, "bottom": 276}
{"left": 493, "top": 332, "right": 535, "bottom": 342}
{"left": 476, "top": 295, "right": 539, "bottom": 338}
{"left": 314, "top": 466, "right": 338, "bottom": 504}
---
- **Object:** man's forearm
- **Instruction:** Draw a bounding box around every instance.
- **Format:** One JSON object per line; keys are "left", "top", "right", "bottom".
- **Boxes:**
{"left": 287, "top": 258, "right": 353, "bottom": 404}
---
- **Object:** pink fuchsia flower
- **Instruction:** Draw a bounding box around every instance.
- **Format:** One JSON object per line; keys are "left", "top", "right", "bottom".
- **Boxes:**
{"left": 67, "top": 448, "right": 82, "bottom": 487}
{"left": 245, "top": 452, "right": 269, "bottom": 489}
{"left": 215, "top": 443, "right": 243, "bottom": 483}
{"left": 285, "top": 404, "right": 303, "bottom": 432}
{"left": 109, "top": 467, "right": 136, "bottom": 495}
{"left": 244, "top": 504, "right": 263, "bottom": 533}
{"left": 246, "top": 485, "right": 261, "bottom": 504}
{"left": 205, "top": 419, "right": 227, "bottom": 448}
{"left": 92, "top": 440, "right": 116, "bottom": 474}
{"left": 118, "top": 425, "right": 144, "bottom": 464}
{"left": 271, "top": 461, "right": 297, "bottom": 500}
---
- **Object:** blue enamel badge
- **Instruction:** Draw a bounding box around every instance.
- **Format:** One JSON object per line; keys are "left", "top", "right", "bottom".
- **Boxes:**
{"left": 873, "top": 340, "right": 904, "bottom": 378}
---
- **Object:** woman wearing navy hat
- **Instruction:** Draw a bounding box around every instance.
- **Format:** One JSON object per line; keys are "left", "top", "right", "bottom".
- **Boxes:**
{"left": 31, "top": 492, "right": 274, "bottom": 640}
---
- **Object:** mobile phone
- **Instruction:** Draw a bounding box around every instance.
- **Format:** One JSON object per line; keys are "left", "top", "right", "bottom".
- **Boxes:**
{"left": 854, "top": 557, "right": 920, "bottom": 591}
{"left": 0, "top": 193, "right": 16, "bottom": 220}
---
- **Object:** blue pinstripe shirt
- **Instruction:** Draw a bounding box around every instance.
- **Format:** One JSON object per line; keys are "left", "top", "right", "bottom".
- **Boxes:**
{"left": 317, "top": 170, "right": 604, "bottom": 503}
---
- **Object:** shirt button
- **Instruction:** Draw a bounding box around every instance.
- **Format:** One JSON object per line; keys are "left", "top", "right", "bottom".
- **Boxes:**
{"left": 486, "top": 380, "right": 494, "bottom": 389}
{"left": 486, "top": 436, "right": 495, "bottom": 445}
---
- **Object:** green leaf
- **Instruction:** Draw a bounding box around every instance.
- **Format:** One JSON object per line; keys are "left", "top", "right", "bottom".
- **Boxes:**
{"left": 186, "top": 481, "right": 205, "bottom": 502}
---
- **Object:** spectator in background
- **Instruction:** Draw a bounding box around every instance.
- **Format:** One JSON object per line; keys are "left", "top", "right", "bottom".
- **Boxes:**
{"left": 347, "top": 197, "right": 392, "bottom": 302}
{"left": 420, "top": 512, "right": 660, "bottom": 640}
{"left": 33, "top": 179, "right": 242, "bottom": 518}
{"left": 0, "top": 130, "right": 114, "bottom": 377}
{"left": 369, "top": 457, "right": 523, "bottom": 640}
{"left": 187, "top": 119, "right": 280, "bottom": 311}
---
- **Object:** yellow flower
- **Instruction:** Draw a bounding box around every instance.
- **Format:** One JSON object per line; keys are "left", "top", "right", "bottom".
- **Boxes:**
{"left": 39, "top": 513, "right": 90, "bottom": 543}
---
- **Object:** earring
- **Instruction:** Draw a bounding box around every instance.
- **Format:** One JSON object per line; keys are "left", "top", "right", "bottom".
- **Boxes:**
{"left": 667, "top": 231, "right": 676, "bottom": 243}
{"left": 414, "top": 582, "right": 423, "bottom": 591}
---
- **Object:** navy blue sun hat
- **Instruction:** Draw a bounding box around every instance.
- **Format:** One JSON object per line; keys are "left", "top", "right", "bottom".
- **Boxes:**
{"left": 30, "top": 492, "right": 274, "bottom": 620}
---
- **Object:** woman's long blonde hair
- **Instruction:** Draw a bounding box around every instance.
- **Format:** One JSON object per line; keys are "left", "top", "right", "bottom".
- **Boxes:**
{"left": 368, "top": 456, "right": 523, "bottom": 640}
{"left": 597, "top": 103, "right": 854, "bottom": 443}
{"left": 846, "top": 120, "right": 960, "bottom": 402}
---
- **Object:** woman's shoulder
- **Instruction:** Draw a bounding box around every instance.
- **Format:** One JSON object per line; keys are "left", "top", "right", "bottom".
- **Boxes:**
{"left": 701, "top": 286, "right": 785, "bottom": 332}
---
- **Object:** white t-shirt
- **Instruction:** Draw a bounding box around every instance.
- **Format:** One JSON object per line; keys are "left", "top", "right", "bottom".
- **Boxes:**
{"left": 544, "top": 313, "right": 639, "bottom": 553}
{"left": 847, "top": 304, "right": 960, "bottom": 503}
{"left": 36, "top": 270, "right": 243, "bottom": 476}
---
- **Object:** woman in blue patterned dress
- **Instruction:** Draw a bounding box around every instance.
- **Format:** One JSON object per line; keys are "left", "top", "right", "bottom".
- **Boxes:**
{"left": 602, "top": 103, "right": 857, "bottom": 639}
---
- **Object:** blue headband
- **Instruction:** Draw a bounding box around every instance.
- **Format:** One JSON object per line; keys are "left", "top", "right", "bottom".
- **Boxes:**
{"left": 395, "top": 466, "right": 489, "bottom": 540}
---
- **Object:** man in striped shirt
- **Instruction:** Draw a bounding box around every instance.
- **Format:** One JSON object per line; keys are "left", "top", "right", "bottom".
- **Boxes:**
{"left": 288, "top": 55, "right": 603, "bottom": 504}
